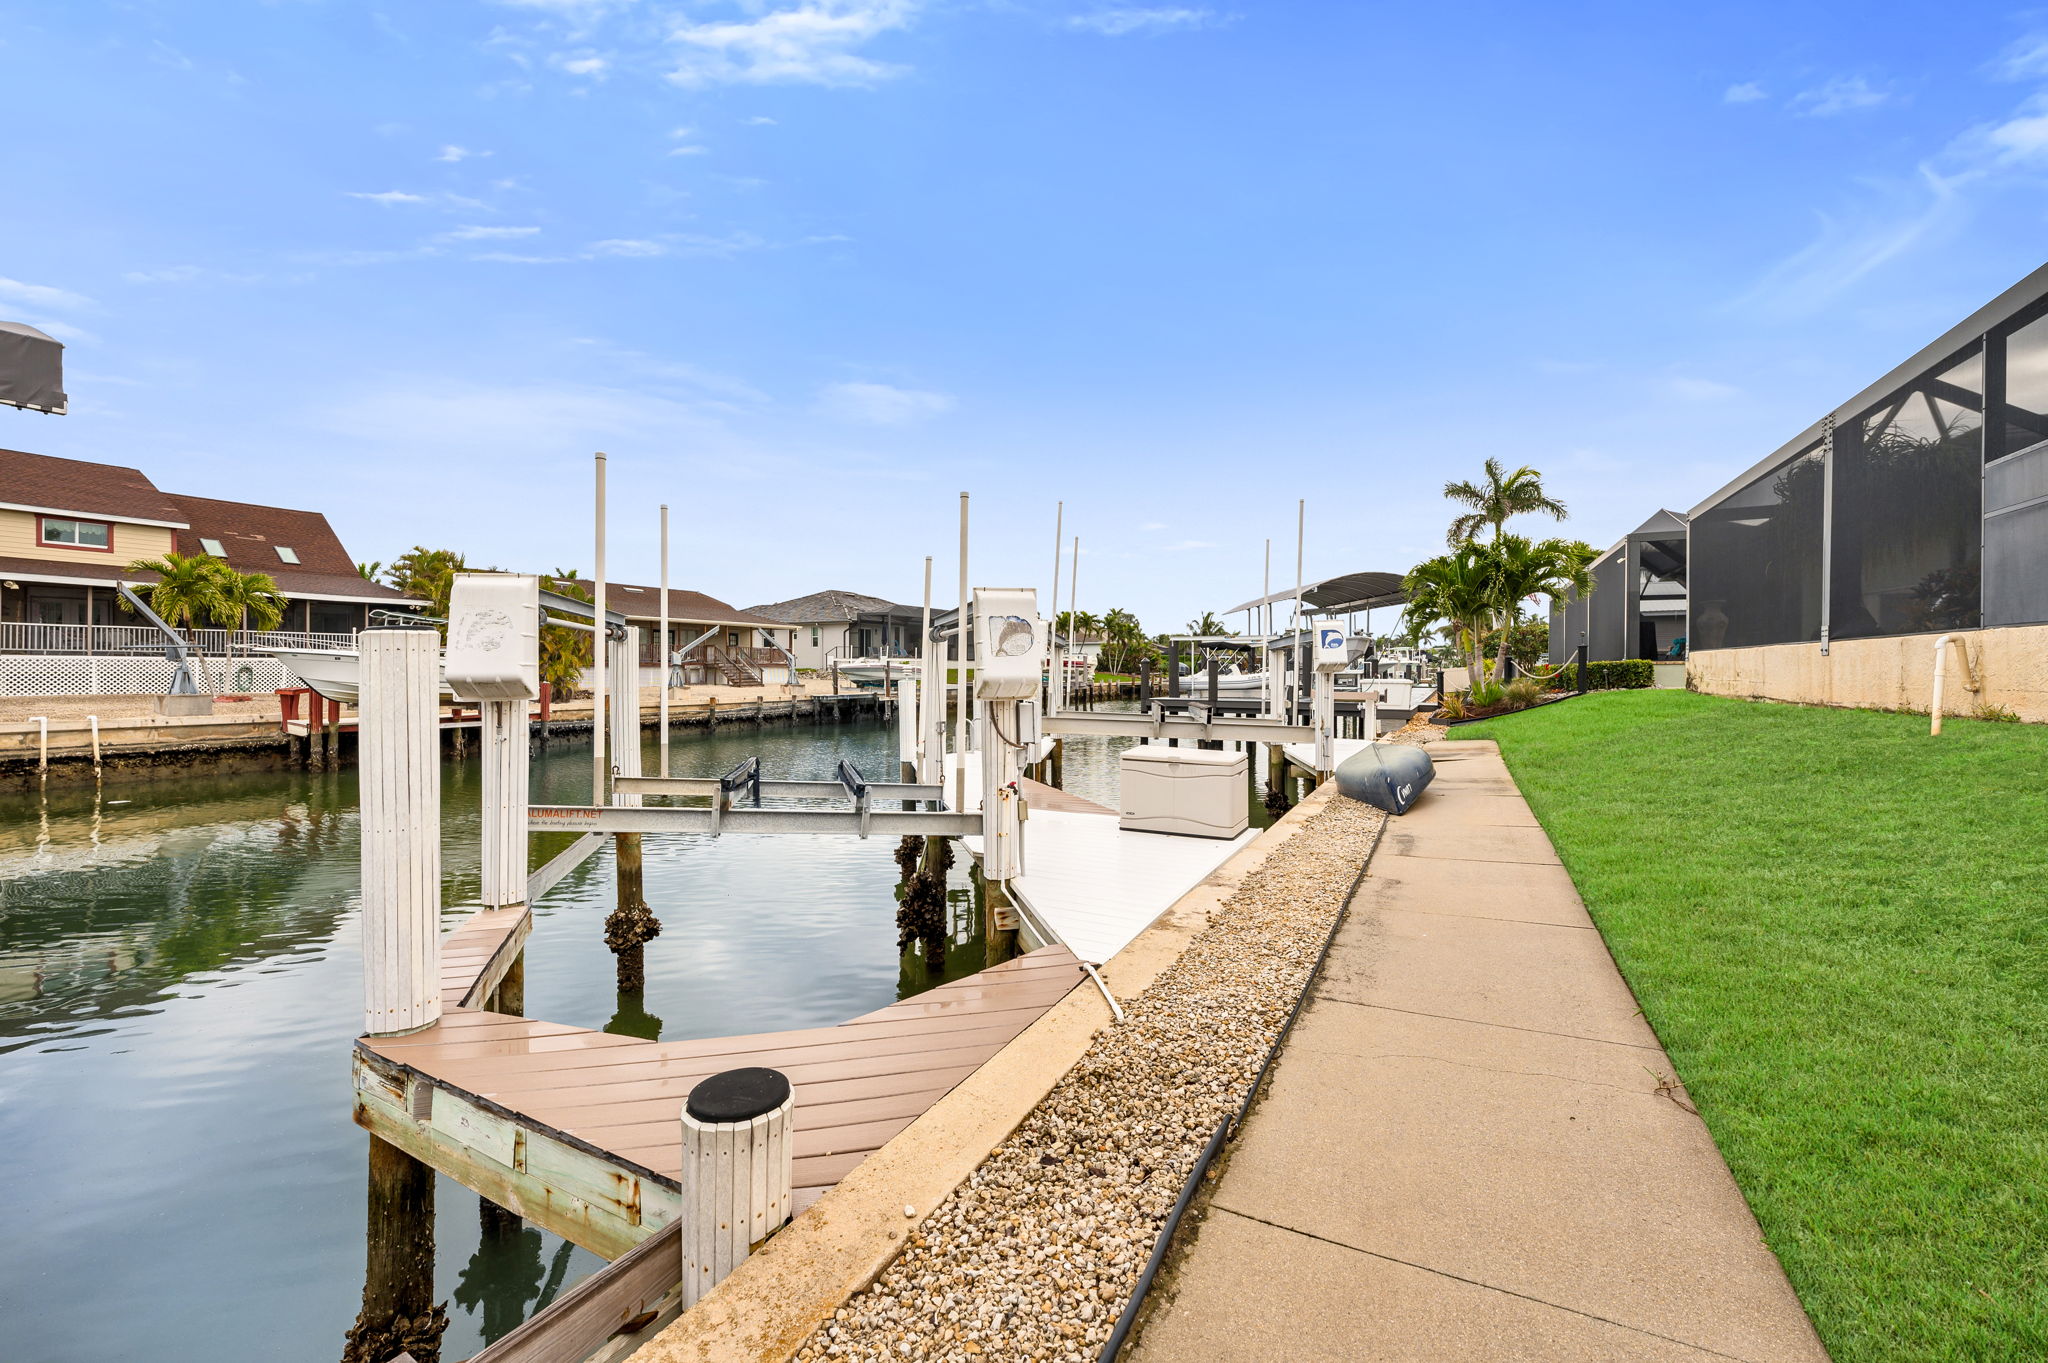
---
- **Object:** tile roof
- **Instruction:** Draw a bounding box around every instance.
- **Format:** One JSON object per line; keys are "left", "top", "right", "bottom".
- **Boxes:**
{"left": 0, "top": 447, "right": 189, "bottom": 524}
{"left": 169, "top": 493, "right": 408, "bottom": 599}
{"left": 743, "top": 589, "right": 920, "bottom": 623}
{"left": 601, "top": 582, "right": 785, "bottom": 629}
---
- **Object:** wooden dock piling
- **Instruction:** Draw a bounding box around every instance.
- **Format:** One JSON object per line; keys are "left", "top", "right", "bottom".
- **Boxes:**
{"left": 360, "top": 630, "right": 443, "bottom": 1037}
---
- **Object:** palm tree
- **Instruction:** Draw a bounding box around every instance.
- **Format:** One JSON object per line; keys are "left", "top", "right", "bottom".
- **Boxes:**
{"left": 123, "top": 551, "right": 232, "bottom": 642}
{"left": 1444, "top": 458, "right": 1568, "bottom": 547}
{"left": 218, "top": 568, "right": 289, "bottom": 642}
{"left": 1478, "top": 535, "right": 1597, "bottom": 681}
{"left": 539, "top": 569, "right": 593, "bottom": 696}
{"left": 1054, "top": 609, "right": 1103, "bottom": 641}
{"left": 1401, "top": 546, "right": 1495, "bottom": 679}
{"left": 1098, "top": 607, "right": 1149, "bottom": 675}
{"left": 1185, "top": 610, "right": 1234, "bottom": 637}
{"left": 356, "top": 560, "right": 383, "bottom": 582}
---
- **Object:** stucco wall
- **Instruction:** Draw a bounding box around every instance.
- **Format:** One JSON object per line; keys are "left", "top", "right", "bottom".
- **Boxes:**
{"left": 1688, "top": 624, "right": 2048, "bottom": 722}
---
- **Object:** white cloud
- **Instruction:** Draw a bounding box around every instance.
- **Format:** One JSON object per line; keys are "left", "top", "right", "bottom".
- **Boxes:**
{"left": 1992, "top": 31, "right": 2048, "bottom": 81}
{"left": 1791, "top": 75, "right": 1892, "bottom": 117}
{"left": 666, "top": 1, "right": 916, "bottom": 88}
{"left": 554, "top": 51, "right": 611, "bottom": 77}
{"left": 440, "top": 225, "right": 544, "bottom": 241}
{"left": 0, "top": 276, "right": 95, "bottom": 311}
{"left": 817, "top": 380, "right": 953, "bottom": 425}
{"left": 125, "top": 265, "right": 203, "bottom": 284}
{"left": 746, "top": 115, "right": 779, "bottom": 125}
{"left": 1722, "top": 81, "right": 1766, "bottom": 104}
{"left": 589, "top": 238, "right": 669, "bottom": 257}
{"left": 471, "top": 252, "right": 574, "bottom": 264}
{"left": 1663, "top": 376, "right": 1741, "bottom": 402}
{"left": 436, "top": 144, "right": 490, "bottom": 162}
{"left": 1067, "top": 7, "right": 1214, "bottom": 36}
{"left": 668, "top": 144, "right": 710, "bottom": 156}
{"left": 347, "top": 189, "right": 431, "bottom": 205}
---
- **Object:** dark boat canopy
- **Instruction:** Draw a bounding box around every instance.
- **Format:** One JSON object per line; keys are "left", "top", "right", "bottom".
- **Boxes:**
{"left": 1225, "top": 570, "right": 1409, "bottom": 617}
{"left": 1303, "top": 570, "right": 1408, "bottom": 614}
{"left": 0, "top": 320, "right": 66, "bottom": 415}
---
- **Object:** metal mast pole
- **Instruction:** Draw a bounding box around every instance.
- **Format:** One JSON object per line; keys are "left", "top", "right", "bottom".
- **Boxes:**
{"left": 1293, "top": 500, "right": 1305, "bottom": 721}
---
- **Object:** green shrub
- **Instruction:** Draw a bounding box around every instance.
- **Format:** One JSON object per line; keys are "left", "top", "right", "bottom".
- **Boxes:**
{"left": 1503, "top": 677, "right": 1545, "bottom": 708}
{"left": 1548, "top": 659, "right": 1655, "bottom": 692}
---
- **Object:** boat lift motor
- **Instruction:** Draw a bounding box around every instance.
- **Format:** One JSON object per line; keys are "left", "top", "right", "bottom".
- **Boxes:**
{"left": 1312, "top": 622, "right": 1350, "bottom": 773}
{"left": 445, "top": 573, "right": 541, "bottom": 701}
{"left": 974, "top": 587, "right": 1046, "bottom": 884}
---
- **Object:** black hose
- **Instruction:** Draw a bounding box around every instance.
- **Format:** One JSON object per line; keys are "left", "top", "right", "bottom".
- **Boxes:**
{"left": 1096, "top": 808, "right": 1389, "bottom": 1361}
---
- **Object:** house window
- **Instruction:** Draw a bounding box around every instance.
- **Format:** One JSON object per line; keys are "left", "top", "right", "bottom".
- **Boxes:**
{"left": 810, "top": 626, "right": 819, "bottom": 646}
{"left": 199, "top": 537, "right": 226, "bottom": 557}
{"left": 275, "top": 546, "right": 300, "bottom": 564}
{"left": 38, "top": 517, "right": 112, "bottom": 550}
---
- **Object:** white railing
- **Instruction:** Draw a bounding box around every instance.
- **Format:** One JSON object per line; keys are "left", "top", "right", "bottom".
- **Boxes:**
{"left": 0, "top": 622, "right": 358, "bottom": 656}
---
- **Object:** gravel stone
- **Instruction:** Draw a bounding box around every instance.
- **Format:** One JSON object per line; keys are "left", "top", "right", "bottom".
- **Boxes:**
{"left": 791, "top": 796, "right": 1384, "bottom": 1363}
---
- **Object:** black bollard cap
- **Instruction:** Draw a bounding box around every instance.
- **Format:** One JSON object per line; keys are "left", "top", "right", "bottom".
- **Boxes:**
{"left": 686, "top": 1067, "right": 792, "bottom": 1123}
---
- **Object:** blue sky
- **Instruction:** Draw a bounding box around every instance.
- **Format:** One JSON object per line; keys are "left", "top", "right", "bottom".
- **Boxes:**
{"left": 6, "top": 2, "right": 2048, "bottom": 630}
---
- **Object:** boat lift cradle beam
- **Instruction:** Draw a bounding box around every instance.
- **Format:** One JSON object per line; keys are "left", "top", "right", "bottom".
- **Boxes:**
{"left": 1043, "top": 706, "right": 1316, "bottom": 746}
{"left": 559, "top": 757, "right": 976, "bottom": 837}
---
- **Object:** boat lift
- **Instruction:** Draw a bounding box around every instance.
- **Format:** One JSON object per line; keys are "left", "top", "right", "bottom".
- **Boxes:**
{"left": 536, "top": 756, "right": 980, "bottom": 839}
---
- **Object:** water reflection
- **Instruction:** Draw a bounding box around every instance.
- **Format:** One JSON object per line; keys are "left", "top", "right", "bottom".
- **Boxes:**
{"left": 0, "top": 709, "right": 1254, "bottom": 1361}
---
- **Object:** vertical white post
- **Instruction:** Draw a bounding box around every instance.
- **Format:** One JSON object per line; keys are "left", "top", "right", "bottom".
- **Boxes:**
{"left": 360, "top": 630, "right": 442, "bottom": 1036}
{"left": 593, "top": 453, "right": 609, "bottom": 808}
{"left": 479, "top": 698, "right": 529, "bottom": 909}
{"left": 1066, "top": 536, "right": 1080, "bottom": 709}
{"left": 609, "top": 627, "right": 642, "bottom": 807}
{"left": 1048, "top": 501, "right": 1063, "bottom": 716}
{"left": 919, "top": 556, "right": 935, "bottom": 783}
{"left": 1293, "top": 500, "right": 1306, "bottom": 720}
{"left": 659, "top": 503, "right": 671, "bottom": 778}
{"left": 679, "top": 1071, "right": 793, "bottom": 1308}
{"left": 954, "top": 493, "right": 970, "bottom": 813}
{"left": 1263, "top": 538, "right": 1273, "bottom": 717}
{"left": 980, "top": 698, "right": 1024, "bottom": 882}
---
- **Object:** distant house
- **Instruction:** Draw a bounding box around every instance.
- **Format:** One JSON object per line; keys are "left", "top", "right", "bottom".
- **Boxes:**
{"left": 0, "top": 447, "right": 410, "bottom": 640}
{"left": 597, "top": 582, "right": 798, "bottom": 687}
{"left": 744, "top": 589, "right": 928, "bottom": 668}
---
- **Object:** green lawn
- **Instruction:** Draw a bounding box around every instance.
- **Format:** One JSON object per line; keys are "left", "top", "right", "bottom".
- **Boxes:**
{"left": 1454, "top": 692, "right": 2045, "bottom": 1362}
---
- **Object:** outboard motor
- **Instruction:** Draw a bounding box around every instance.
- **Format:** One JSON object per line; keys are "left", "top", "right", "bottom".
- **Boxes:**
{"left": 1335, "top": 743, "right": 1435, "bottom": 815}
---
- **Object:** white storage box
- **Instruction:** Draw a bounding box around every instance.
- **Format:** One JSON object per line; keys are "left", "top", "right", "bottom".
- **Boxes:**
{"left": 1118, "top": 743, "right": 1248, "bottom": 839}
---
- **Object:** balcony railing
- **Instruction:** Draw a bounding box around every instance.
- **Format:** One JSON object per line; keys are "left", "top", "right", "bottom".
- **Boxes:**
{"left": 0, "top": 622, "right": 360, "bottom": 656}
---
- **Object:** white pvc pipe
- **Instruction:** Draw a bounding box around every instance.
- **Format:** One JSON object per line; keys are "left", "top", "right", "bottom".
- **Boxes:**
{"left": 29, "top": 716, "right": 47, "bottom": 772}
{"left": 1048, "top": 501, "right": 1063, "bottom": 716}
{"left": 919, "top": 556, "right": 935, "bottom": 782}
{"left": 1067, "top": 535, "right": 1080, "bottom": 707}
{"left": 88, "top": 714, "right": 101, "bottom": 775}
{"left": 1929, "top": 633, "right": 1979, "bottom": 735}
{"left": 593, "top": 453, "right": 608, "bottom": 807}
{"left": 955, "top": 493, "right": 970, "bottom": 813}
{"left": 659, "top": 501, "right": 671, "bottom": 778}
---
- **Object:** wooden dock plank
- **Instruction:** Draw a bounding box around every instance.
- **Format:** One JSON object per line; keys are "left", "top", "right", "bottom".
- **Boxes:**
{"left": 1019, "top": 775, "right": 1115, "bottom": 817}
{"left": 356, "top": 943, "right": 1085, "bottom": 1259}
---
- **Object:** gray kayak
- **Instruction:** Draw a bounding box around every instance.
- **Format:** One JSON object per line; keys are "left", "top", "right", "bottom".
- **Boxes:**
{"left": 1335, "top": 743, "right": 1435, "bottom": 815}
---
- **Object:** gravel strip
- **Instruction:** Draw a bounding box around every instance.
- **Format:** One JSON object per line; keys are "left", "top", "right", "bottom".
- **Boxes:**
{"left": 795, "top": 796, "right": 1385, "bottom": 1363}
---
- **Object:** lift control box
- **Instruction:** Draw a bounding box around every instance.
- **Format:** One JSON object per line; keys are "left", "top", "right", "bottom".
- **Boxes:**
{"left": 1313, "top": 624, "right": 1350, "bottom": 673}
{"left": 974, "top": 588, "right": 1045, "bottom": 699}
{"left": 446, "top": 573, "right": 541, "bottom": 701}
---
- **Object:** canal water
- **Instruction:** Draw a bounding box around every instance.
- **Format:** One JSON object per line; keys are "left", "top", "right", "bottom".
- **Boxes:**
{"left": 0, "top": 709, "right": 1267, "bottom": 1362}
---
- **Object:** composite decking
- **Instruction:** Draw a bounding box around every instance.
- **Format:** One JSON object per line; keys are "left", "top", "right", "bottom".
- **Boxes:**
{"left": 356, "top": 925, "right": 1085, "bottom": 1253}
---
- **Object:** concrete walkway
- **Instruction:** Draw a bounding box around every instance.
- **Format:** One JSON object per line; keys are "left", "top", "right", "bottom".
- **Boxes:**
{"left": 1129, "top": 740, "right": 1829, "bottom": 1363}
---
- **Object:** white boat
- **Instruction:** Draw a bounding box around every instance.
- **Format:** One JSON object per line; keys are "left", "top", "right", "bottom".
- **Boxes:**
{"left": 259, "top": 646, "right": 454, "bottom": 703}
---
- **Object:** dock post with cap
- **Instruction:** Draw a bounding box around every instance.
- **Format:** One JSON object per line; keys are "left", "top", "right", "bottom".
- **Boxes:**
{"left": 679, "top": 1067, "right": 794, "bottom": 1306}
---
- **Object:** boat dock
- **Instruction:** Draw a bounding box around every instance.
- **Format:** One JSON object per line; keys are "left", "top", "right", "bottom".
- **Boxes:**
{"left": 355, "top": 907, "right": 1085, "bottom": 1260}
